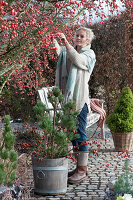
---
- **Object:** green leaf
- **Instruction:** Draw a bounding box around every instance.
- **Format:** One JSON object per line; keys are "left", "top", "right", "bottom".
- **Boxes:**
{"left": 0, "top": 169, "right": 5, "bottom": 184}
{"left": 0, "top": 149, "right": 9, "bottom": 159}
{"left": 9, "top": 150, "right": 18, "bottom": 162}
{"left": 12, "top": 161, "right": 18, "bottom": 169}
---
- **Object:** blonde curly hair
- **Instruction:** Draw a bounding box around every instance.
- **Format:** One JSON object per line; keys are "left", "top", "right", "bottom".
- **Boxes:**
{"left": 75, "top": 27, "right": 95, "bottom": 44}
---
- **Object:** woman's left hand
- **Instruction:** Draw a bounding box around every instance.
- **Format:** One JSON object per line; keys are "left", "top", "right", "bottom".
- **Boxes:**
{"left": 56, "top": 32, "right": 71, "bottom": 50}
{"left": 56, "top": 32, "right": 67, "bottom": 44}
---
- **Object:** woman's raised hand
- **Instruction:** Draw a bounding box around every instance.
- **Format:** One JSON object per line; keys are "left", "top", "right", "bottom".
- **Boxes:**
{"left": 56, "top": 32, "right": 67, "bottom": 44}
{"left": 55, "top": 32, "right": 71, "bottom": 50}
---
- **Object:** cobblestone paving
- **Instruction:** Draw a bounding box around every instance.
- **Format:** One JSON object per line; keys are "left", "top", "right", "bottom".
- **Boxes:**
{"left": 1, "top": 123, "right": 133, "bottom": 200}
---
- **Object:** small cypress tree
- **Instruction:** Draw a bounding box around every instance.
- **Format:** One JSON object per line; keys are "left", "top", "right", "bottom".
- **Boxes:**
{"left": 106, "top": 87, "right": 133, "bottom": 133}
{"left": 0, "top": 115, "right": 18, "bottom": 186}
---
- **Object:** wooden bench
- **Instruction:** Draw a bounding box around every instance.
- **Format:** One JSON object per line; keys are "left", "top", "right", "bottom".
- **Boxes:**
{"left": 38, "top": 87, "right": 105, "bottom": 139}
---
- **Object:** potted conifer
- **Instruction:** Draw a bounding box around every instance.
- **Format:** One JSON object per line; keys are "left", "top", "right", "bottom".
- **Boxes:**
{"left": 106, "top": 87, "right": 133, "bottom": 151}
{"left": 23, "top": 86, "right": 80, "bottom": 195}
{"left": 0, "top": 115, "right": 19, "bottom": 199}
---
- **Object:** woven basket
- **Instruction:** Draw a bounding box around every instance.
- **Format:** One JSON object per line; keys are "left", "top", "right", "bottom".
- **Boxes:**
{"left": 111, "top": 132, "right": 133, "bottom": 152}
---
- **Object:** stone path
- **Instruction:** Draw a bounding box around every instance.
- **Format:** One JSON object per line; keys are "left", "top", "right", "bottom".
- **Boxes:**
{"left": 1, "top": 123, "right": 133, "bottom": 200}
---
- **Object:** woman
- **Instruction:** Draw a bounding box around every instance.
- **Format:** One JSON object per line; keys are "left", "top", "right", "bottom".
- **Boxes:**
{"left": 53, "top": 27, "right": 96, "bottom": 183}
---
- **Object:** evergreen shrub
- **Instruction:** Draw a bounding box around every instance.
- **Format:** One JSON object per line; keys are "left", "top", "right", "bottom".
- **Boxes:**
{"left": 106, "top": 87, "right": 133, "bottom": 133}
{"left": 21, "top": 86, "right": 80, "bottom": 159}
{"left": 0, "top": 115, "right": 18, "bottom": 186}
{"left": 114, "top": 158, "right": 133, "bottom": 197}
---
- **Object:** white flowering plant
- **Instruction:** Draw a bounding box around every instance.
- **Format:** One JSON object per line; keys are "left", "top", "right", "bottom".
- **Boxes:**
{"left": 117, "top": 194, "right": 133, "bottom": 200}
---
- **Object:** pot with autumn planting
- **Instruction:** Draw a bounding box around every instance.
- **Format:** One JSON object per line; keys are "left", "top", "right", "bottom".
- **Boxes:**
{"left": 106, "top": 87, "right": 133, "bottom": 152}
{"left": 23, "top": 87, "right": 80, "bottom": 195}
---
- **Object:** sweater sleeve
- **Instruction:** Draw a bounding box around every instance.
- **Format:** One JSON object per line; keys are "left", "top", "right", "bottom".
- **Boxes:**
{"left": 67, "top": 46, "right": 96, "bottom": 72}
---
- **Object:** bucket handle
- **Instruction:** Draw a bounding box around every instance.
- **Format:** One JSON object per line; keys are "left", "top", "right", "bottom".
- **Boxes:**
{"left": 37, "top": 170, "right": 45, "bottom": 179}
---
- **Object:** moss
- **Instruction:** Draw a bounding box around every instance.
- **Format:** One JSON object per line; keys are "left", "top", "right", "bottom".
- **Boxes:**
{"left": 106, "top": 87, "right": 133, "bottom": 133}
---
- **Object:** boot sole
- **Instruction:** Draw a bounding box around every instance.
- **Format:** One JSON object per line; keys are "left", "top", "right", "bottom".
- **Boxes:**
{"left": 68, "top": 176, "right": 87, "bottom": 184}
{"left": 68, "top": 171, "right": 89, "bottom": 177}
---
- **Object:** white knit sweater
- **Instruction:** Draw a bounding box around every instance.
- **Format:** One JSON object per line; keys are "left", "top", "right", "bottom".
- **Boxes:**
{"left": 54, "top": 40, "right": 96, "bottom": 112}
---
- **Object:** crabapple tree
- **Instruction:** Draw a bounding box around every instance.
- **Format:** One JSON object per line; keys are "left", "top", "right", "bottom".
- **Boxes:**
{"left": 0, "top": 0, "right": 131, "bottom": 118}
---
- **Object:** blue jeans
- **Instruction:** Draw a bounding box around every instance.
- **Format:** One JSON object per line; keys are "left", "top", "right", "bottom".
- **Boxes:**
{"left": 72, "top": 103, "right": 88, "bottom": 152}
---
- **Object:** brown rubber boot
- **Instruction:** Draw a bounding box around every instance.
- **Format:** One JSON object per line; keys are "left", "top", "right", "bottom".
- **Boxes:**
{"left": 68, "top": 168, "right": 77, "bottom": 177}
{"left": 68, "top": 152, "right": 78, "bottom": 177}
{"left": 68, "top": 152, "right": 88, "bottom": 184}
{"left": 68, "top": 166, "right": 89, "bottom": 177}
{"left": 68, "top": 166, "right": 87, "bottom": 183}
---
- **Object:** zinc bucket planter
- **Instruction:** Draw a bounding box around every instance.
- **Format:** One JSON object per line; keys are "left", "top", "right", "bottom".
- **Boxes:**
{"left": 32, "top": 156, "right": 68, "bottom": 195}
{"left": 111, "top": 132, "right": 133, "bottom": 152}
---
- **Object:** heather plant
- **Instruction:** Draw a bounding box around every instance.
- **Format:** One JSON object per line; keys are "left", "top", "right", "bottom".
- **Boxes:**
{"left": 0, "top": 115, "right": 18, "bottom": 186}
{"left": 106, "top": 87, "right": 133, "bottom": 133}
